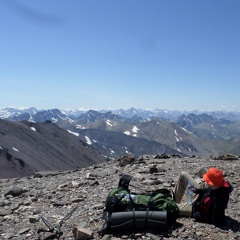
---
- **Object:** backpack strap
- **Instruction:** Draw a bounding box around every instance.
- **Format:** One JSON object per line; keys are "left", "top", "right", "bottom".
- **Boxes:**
{"left": 118, "top": 175, "right": 132, "bottom": 190}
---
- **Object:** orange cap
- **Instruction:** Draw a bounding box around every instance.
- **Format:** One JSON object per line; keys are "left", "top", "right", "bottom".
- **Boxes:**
{"left": 203, "top": 168, "right": 225, "bottom": 186}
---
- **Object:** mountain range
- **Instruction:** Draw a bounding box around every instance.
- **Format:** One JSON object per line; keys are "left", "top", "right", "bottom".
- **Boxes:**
{"left": 1, "top": 106, "right": 240, "bottom": 121}
{"left": 0, "top": 107, "right": 239, "bottom": 178}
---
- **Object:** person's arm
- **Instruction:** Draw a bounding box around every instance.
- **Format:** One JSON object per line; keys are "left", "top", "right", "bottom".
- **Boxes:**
{"left": 192, "top": 187, "right": 208, "bottom": 194}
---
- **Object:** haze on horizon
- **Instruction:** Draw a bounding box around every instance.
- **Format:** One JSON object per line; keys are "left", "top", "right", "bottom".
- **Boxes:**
{"left": 0, "top": 1, "right": 239, "bottom": 112}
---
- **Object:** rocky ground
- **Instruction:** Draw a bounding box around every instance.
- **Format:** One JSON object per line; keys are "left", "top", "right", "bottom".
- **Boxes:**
{"left": 0, "top": 154, "right": 240, "bottom": 240}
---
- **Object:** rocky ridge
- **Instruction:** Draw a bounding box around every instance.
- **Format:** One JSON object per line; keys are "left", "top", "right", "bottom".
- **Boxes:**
{"left": 0, "top": 155, "right": 240, "bottom": 240}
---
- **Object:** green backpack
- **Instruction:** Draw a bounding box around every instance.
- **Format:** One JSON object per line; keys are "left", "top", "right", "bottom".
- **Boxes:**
{"left": 99, "top": 175, "right": 179, "bottom": 233}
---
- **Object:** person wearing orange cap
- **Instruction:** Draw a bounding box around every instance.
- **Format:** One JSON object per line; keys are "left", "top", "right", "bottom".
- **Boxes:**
{"left": 174, "top": 167, "right": 233, "bottom": 226}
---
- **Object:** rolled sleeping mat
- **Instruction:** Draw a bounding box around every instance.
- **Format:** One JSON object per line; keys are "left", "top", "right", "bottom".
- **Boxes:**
{"left": 109, "top": 211, "right": 168, "bottom": 231}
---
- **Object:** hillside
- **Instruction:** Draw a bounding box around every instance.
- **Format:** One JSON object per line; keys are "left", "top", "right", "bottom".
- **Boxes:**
{"left": 59, "top": 117, "right": 219, "bottom": 158}
{"left": 214, "top": 137, "right": 240, "bottom": 156}
{"left": 76, "top": 128, "right": 182, "bottom": 158}
{"left": 0, "top": 119, "right": 106, "bottom": 178}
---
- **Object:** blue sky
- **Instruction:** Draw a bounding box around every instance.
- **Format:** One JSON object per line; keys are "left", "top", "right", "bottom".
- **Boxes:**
{"left": 0, "top": 0, "right": 239, "bottom": 111}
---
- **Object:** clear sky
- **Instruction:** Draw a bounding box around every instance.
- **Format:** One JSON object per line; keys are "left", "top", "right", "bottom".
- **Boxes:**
{"left": 0, "top": 0, "right": 239, "bottom": 111}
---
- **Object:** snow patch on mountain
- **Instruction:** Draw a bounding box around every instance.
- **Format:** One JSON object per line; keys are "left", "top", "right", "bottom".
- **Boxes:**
{"left": 51, "top": 118, "right": 58, "bottom": 123}
{"left": 181, "top": 127, "right": 191, "bottom": 133}
{"left": 211, "top": 125, "right": 217, "bottom": 131}
{"left": 12, "top": 147, "right": 19, "bottom": 152}
{"left": 76, "top": 125, "right": 85, "bottom": 129}
{"left": 110, "top": 149, "right": 115, "bottom": 154}
{"left": 67, "top": 130, "right": 79, "bottom": 136}
{"left": 106, "top": 120, "right": 112, "bottom": 127}
{"left": 67, "top": 118, "right": 74, "bottom": 124}
{"left": 31, "top": 127, "right": 36, "bottom": 131}
{"left": 85, "top": 136, "right": 92, "bottom": 145}
{"left": 132, "top": 126, "right": 139, "bottom": 133}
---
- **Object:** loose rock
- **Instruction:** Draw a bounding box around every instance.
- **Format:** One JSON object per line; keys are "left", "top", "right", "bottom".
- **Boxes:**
{"left": 0, "top": 155, "right": 239, "bottom": 239}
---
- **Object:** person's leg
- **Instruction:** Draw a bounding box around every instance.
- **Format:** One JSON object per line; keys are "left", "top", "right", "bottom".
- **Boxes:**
{"left": 174, "top": 172, "right": 200, "bottom": 217}
{"left": 177, "top": 194, "right": 199, "bottom": 217}
{"left": 174, "top": 172, "right": 199, "bottom": 203}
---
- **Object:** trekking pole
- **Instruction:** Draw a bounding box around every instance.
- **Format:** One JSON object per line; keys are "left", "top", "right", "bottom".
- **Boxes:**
{"left": 37, "top": 205, "right": 78, "bottom": 240}
{"left": 54, "top": 205, "right": 78, "bottom": 230}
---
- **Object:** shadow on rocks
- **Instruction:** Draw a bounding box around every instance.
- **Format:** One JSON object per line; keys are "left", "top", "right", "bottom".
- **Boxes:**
{"left": 172, "top": 221, "right": 184, "bottom": 230}
{"left": 98, "top": 222, "right": 184, "bottom": 239}
{"left": 218, "top": 216, "right": 240, "bottom": 232}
